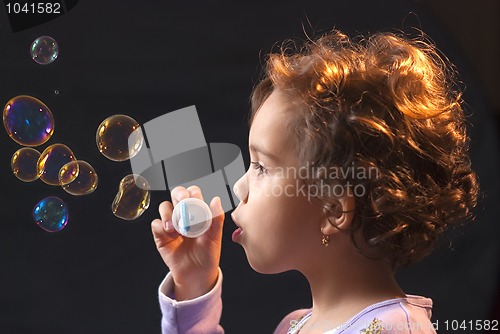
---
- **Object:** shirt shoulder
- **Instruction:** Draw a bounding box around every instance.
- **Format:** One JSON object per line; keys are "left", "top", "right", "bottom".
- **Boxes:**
{"left": 337, "top": 295, "right": 437, "bottom": 334}
{"left": 274, "top": 308, "right": 312, "bottom": 334}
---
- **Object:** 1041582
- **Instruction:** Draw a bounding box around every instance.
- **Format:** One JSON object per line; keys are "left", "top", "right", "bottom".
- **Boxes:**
{"left": 441, "top": 320, "right": 498, "bottom": 331}
{"left": 5, "top": 2, "right": 62, "bottom": 14}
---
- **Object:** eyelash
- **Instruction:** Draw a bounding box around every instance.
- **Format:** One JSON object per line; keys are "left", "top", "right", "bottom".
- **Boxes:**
{"left": 251, "top": 161, "right": 268, "bottom": 176}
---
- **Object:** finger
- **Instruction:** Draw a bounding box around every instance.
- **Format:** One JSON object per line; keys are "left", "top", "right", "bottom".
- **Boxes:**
{"left": 158, "top": 201, "right": 174, "bottom": 229}
{"left": 151, "top": 218, "right": 180, "bottom": 248}
{"left": 205, "top": 196, "right": 225, "bottom": 240}
{"left": 186, "top": 185, "right": 204, "bottom": 202}
{"left": 171, "top": 186, "right": 189, "bottom": 206}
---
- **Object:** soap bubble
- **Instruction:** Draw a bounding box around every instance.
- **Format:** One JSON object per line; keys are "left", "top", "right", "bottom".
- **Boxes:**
{"left": 112, "top": 174, "right": 150, "bottom": 220}
{"left": 31, "top": 36, "right": 59, "bottom": 65}
{"left": 59, "top": 160, "right": 98, "bottom": 195}
{"left": 58, "top": 160, "right": 79, "bottom": 185}
{"left": 37, "top": 143, "right": 77, "bottom": 186}
{"left": 96, "top": 115, "right": 143, "bottom": 162}
{"left": 11, "top": 148, "right": 41, "bottom": 182}
{"left": 3, "top": 95, "right": 54, "bottom": 146}
{"left": 33, "top": 196, "right": 68, "bottom": 232}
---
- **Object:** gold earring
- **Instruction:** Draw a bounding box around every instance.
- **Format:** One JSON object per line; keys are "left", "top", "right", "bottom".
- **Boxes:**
{"left": 321, "top": 228, "right": 330, "bottom": 247}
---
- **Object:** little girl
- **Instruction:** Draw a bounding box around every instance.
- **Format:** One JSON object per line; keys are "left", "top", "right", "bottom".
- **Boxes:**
{"left": 151, "top": 29, "right": 479, "bottom": 333}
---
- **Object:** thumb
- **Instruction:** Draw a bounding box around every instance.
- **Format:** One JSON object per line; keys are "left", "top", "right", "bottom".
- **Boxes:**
{"left": 206, "top": 196, "right": 225, "bottom": 240}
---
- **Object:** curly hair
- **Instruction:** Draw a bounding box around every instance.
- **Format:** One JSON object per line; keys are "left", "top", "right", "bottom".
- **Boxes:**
{"left": 250, "top": 30, "right": 480, "bottom": 267}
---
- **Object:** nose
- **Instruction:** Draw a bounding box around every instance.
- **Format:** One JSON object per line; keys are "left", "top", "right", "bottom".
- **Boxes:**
{"left": 233, "top": 173, "right": 249, "bottom": 204}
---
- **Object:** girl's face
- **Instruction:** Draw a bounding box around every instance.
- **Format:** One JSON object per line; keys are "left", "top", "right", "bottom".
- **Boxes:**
{"left": 231, "top": 91, "right": 325, "bottom": 274}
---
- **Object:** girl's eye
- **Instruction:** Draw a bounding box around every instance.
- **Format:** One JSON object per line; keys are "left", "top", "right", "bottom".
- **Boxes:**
{"left": 251, "top": 161, "right": 268, "bottom": 176}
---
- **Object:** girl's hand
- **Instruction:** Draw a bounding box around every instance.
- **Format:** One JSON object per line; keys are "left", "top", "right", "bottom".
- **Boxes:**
{"left": 151, "top": 185, "right": 224, "bottom": 301}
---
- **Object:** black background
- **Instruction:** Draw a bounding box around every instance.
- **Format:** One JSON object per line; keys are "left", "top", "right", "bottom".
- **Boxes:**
{"left": 0, "top": 1, "right": 499, "bottom": 333}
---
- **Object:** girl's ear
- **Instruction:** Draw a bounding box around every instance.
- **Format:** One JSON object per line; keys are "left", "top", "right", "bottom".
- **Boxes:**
{"left": 321, "top": 188, "right": 356, "bottom": 235}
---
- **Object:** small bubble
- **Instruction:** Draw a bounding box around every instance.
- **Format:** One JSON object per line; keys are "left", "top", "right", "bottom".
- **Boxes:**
{"left": 3, "top": 95, "right": 55, "bottom": 146}
{"left": 31, "top": 36, "right": 59, "bottom": 65}
{"left": 112, "top": 174, "right": 150, "bottom": 220}
{"left": 11, "top": 147, "right": 41, "bottom": 182}
{"left": 59, "top": 160, "right": 98, "bottom": 196}
{"left": 96, "top": 115, "right": 143, "bottom": 162}
{"left": 33, "top": 196, "right": 68, "bottom": 232}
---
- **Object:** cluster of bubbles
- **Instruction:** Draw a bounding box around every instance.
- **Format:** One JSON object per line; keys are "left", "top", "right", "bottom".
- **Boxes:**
{"left": 4, "top": 95, "right": 98, "bottom": 232}
{"left": 4, "top": 35, "right": 151, "bottom": 233}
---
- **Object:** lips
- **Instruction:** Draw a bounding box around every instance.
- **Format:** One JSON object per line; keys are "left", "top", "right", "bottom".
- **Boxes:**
{"left": 232, "top": 228, "right": 243, "bottom": 242}
{"left": 231, "top": 212, "right": 243, "bottom": 243}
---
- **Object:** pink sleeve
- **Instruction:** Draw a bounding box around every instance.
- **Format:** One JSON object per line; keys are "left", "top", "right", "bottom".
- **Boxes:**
{"left": 158, "top": 267, "right": 224, "bottom": 334}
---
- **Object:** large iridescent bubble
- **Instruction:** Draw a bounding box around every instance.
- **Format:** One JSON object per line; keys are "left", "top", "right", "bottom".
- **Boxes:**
{"left": 59, "top": 160, "right": 98, "bottom": 196}
{"left": 30, "top": 36, "right": 59, "bottom": 65}
{"left": 11, "top": 147, "right": 41, "bottom": 182}
{"left": 33, "top": 196, "right": 68, "bottom": 232}
{"left": 112, "top": 174, "right": 150, "bottom": 220}
{"left": 3, "top": 95, "right": 54, "bottom": 146}
{"left": 96, "top": 115, "right": 143, "bottom": 162}
{"left": 37, "top": 143, "right": 77, "bottom": 186}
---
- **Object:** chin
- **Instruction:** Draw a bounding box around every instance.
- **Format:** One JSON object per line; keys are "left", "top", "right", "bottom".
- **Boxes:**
{"left": 244, "top": 250, "right": 287, "bottom": 275}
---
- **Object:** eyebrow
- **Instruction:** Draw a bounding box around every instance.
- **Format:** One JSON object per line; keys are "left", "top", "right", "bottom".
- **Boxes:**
{"left": 249, "top": 144, "right": 278, "bottom": 161}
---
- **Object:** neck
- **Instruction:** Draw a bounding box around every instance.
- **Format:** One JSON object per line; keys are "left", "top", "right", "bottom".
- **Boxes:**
{"left": 300, "top": 244, "right": 405, "bottom": 330}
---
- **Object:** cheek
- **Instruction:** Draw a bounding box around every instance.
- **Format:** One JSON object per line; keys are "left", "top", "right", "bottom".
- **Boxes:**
{"left": 242, "top": 195, "right": 322, "bottom": 274}
{"left": 248, "top": 177, "right": 318, "bottom": 231}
